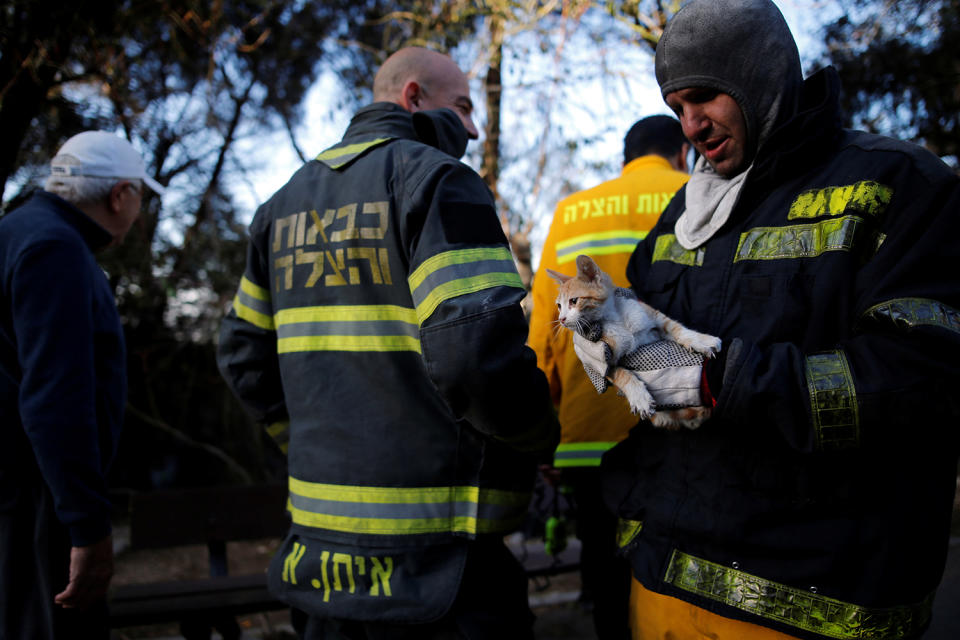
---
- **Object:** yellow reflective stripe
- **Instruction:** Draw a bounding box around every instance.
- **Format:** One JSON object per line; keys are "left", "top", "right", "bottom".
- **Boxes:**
{"left": 278, "top": 335, "right": 420, "bottom": 353}
{"left": 414, "top": 273, "right": 522, "bottom": 325}
{"left": 266, "top": 421, "right": 289, "bottom": 454}
{"left": 287, "top": 477, "right": 530, "bottom": 535}
{"left": 553, "top": 441, "right": 617, "bottom": 467}
{"left": 274, "top": 304, "right": 421, "bottom": 354}
{"left": 408, "top": 247, "right": 514, "bottom": 291}
{"left": 315, "top": 137, "right": 393, "bottom": 169}
{"left": 788, "top": 181, "right": 893, "bottom": 220}
{"left": 734, "top": 215, "right": 862, "bottom": 262}
{"left": 233, "top": 276, "right": 274, "bottom": 330}
{"left": 806, "top": 351, "right": 859, "bottom": 450}
{"left": 408, "top": 247, "right": 523, "bottom": 324}
{"left": 616, "top": 518, "right": 643, "bottom": 549}
{"left": 665, "top": 549, "right": 933, "bottom": 639}
{"left": 234, "top": 294, "right": 274, "bottom": 330}
{"left": 555, "top": 230, "right": 648, "bottom": 264}
{"left": 651, "top": 234, "right": 705, "bottom": 266}
{"left": 276, "top": 305, "right": 417, "bottom": 324}
{"left": 861, "top": 298, "right": 960, "bottom": 336}
{"left": 240, "top": 275, "right": 270, "bottom": 301}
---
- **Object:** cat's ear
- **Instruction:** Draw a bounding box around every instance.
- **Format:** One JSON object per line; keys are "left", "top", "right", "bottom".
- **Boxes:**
{"left": 576, "top": 254, "right": 601, "bottom": 282}
{"left": 545, "top": 268, "right": 572, "bottom": 284}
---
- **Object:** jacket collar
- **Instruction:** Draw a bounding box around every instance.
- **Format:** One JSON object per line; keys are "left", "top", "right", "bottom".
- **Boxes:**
{"left": 35, "top": 190, "right": 113, "bottom": 251}
{"left": 622, "top": 155, "right": 674, "bottom": 176}
{"left": 749, "top": 66, "right": 844, "bottom": 182}
{"left": 342, "top": 102, "right": 469, "bottom": 160}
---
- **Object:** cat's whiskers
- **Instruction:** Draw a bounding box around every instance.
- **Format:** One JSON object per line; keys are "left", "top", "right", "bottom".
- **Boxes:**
{"left": 550, "top": 320, "right": 566, "bottom": 338}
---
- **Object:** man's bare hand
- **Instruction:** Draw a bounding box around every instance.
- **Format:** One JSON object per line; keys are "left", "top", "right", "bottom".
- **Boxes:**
{"left": 54, "top": 534, "right": 113, "bottom": 610}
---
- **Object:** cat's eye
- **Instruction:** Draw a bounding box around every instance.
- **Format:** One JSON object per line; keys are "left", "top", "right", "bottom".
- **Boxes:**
{"left": 570, "top": 297, "right": 578, "bottom": 305}
{"left": 556, "top": 302, "right": 561, "bottom": 310}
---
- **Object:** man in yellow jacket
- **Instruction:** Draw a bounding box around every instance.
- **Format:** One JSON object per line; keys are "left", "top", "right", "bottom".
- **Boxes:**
{"left": 528, "top": 115, "right": 689, "bottom": 639}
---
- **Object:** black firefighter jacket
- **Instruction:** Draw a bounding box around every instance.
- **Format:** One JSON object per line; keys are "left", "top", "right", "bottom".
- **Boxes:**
{"left": 217, "top": 103, "right": 557, "bottom": 622}
{"left": 608, "top": 67, "right": 960, "bottom": 640}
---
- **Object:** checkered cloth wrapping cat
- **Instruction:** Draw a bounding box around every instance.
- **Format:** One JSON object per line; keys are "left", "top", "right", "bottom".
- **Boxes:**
{"left": 547, "top": 254, "right": 721, "bottom": 430}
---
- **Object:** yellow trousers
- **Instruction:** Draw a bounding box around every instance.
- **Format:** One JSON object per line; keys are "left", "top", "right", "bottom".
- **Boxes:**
{"left": 630, "top": 578, "right": 801, "bottom": 640}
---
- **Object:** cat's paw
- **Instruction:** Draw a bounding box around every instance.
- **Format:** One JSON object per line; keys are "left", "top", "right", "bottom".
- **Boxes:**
{"left": 682, "top": 333, "right": 722, "bottom": 358}
{"left": 652, "top": 407, "right": 712, "bottom": 430}
{"left": 614, "top": 369, "right": 656, "bottom": 418}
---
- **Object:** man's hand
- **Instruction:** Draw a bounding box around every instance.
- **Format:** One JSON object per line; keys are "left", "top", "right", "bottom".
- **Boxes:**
{"left": 573, "top": 332, "right": 613, "bottom": 393}
{"left": 54, "top": 534, "right": 114, "bottom": 610}
{"left": 624, "top": 340, "right": 711, "bottom": 409}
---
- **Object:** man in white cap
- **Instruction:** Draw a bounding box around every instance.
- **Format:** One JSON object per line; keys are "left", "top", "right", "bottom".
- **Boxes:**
{"left": 0, "top": 130, "right": 163, "bottom": 638}
{"left": 573, "top": 1, "right": 960, "bottom": 638}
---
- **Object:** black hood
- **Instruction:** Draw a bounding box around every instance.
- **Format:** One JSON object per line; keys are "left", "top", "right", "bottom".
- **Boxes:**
{"left": 655, "top": 0, "right": 803, "bottom": 160}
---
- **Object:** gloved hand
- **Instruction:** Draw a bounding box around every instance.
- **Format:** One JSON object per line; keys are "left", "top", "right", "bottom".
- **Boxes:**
{"left": 572, "top": 331, "right": 613, "bottom": 389}
{"left": 624, "top": 340, "right": 710, "bottom": 409}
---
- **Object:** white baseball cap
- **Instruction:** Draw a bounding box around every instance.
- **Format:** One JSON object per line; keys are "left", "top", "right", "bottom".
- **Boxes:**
{"left": 50, "top": 131, "right": 165, "bottom": 195}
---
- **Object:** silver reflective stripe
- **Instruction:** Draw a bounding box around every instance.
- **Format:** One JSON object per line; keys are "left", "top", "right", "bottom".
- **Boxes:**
{"left": 555, "top": 230, "right": 647, "bottom": 265}
{"left": 287, "top": 477, "right": 531, "bottom": 535}
{"left": 665, "top": 549, "right": 933, "bottom": 639}
{"left": 734, "top": 216, "right": 862, "bottom": 262}
{"left": 234, "top": 275, "right": 273, "bottom": 330}
{"left": 861, "top": 298, "right": 960, "bottom": 336}
{"left": 408, "top": 247, "right": 523, "bottom": 324}
{"left": 274, "top": 305, "right": 420, "bottom": 353}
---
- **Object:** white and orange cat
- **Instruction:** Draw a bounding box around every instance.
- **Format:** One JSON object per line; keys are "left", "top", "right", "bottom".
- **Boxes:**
{"left": 547, "top": 254, "right": 721, "bottom": 429}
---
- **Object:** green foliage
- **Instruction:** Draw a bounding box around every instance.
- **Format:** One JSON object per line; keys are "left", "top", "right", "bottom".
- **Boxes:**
{"left": 819, "top": 0, "right": 960, "bottom": 167}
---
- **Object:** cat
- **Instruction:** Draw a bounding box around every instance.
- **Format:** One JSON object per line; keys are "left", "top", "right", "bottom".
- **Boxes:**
{"left": 547, "top": 254, "right": 722, "bottom": 430}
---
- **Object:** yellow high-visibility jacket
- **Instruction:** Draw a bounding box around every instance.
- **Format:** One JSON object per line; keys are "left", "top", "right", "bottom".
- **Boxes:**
{"left": 528, "top": 155, "right": 689, "bottom": 468}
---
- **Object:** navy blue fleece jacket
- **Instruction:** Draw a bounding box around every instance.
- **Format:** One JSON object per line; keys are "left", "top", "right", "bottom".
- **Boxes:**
{"left": 0, "top": 191, "right": 126, "bottom": 546}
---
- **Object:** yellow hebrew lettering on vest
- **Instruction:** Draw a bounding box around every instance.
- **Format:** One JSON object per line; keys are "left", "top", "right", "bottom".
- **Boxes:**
{"left": 332, "top": 552, "right": 357, "bottom": 594}
{"left": 275, "top": 255, "right": 294, "bottom": 291}
{"left": 562, "top": 204, "right": 576, "bottom": 224}
{"left": 320, "top": 550, "right": 332, "bottom": 602}
{"left": 325, "top": 249, "right": 348, "bottom": 286}
{"left": 660, "top": 192, "right": 674, "bottom": 212}
{"left": 309, "top": 209, "right": 336, "bottom": 244}
{"left": 788, "top": 181, "right": 894, "bottom": 220}
{"left": 296, "top": 249, "right": 324, "bottom": 287}
{"left": 636, "top": 193, "right": 652, "bottom": 214}
{"left": 578, "top": 201, "right": 589, "bottom": 221}
{"left": 281, "top": 541, "right": 307, "bottom": 584}
{"left": 360, "top": 201, "right": 390, "bottom": 240}
{"left": 606, "top": 195, "right": 622, "bottom": 215}
{"left": 348, "top": 247, "right": 383, "bottom": 284}
{"left": 591, "top": 198, "right": 605, "bottom": 217}
{"left": 273, "top": 213, "right": 299, "bottom": 253}
{"left": 378, "top": 248, "right": 393, "bottom": 285}
{"left": 370, "top": 556, "right": 394, "bottom": 597}
{"left": 329, "top": 203, "right": 359, "bottom": 242}
{"left": 295, "top": 211, "right": 307, "bottom": 247}
{"left": 355, "top": 556, "right": 366, "bottom": 577}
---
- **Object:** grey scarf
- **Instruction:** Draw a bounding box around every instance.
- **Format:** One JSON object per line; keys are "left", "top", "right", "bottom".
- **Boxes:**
{"left": 676, "top": 157, "right": 751, "bottom": 250}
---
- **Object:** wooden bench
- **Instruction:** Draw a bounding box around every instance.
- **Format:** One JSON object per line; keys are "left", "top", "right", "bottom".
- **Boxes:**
{"left": 109, "top": 483, "right": 289, "bottom": 638}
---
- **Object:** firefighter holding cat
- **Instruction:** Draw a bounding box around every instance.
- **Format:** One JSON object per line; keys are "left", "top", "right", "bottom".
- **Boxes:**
{"left": 217, "top": 47, "right": 558, "bottom": 639}
{"left": 528, "top": 115, "right": 690, "bottom": 640}
{"left": 572, "top": 1, "right": 960, "bottom": 638}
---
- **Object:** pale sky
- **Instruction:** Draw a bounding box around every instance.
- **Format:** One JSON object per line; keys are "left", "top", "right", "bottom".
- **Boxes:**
{"left": 236, "top": 0, "right": 841, "bottom": 267}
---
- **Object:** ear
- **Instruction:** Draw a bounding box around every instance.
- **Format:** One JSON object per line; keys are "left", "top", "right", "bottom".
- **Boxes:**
{"left": 108, "top": 180, "right": 130, "bottom": 215}
{"left": 545, "top": 268, "right": 571, "bottom": 285}
{"left": 575, "top": 254, "right": 600, "bottom": 282}
{"left": 400, "top": 80, "right": 423, "bottom": 112}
